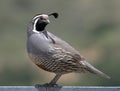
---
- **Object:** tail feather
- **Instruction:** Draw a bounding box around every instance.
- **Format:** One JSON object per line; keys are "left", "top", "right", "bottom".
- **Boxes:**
{"left": 81, "top": 61, "right": 111, "bottom": 79}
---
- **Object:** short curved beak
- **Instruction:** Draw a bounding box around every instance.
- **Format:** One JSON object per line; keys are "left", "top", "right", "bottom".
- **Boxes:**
{"left": 46, "top": 19, "right": 50, "bottom": 24}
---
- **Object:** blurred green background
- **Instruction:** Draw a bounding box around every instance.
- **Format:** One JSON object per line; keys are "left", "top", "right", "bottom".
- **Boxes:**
{"left": 0, "top": 0, "right": 120, "bottom": 86}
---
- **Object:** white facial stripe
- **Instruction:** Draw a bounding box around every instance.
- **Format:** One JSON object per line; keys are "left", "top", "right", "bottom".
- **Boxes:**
{"left": 33, "top": 18, "right": 39, "bottom": 33}
{"left": 33, "top": 14, "right": 48, "bottom": 20}
{"left": 33, "top": 18, "right": 39, "bottom": 30}
{"left": 33, "top": 15, "right": 41, "bottom": 20}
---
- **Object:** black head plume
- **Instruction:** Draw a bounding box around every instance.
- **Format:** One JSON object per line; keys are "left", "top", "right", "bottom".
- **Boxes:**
{"left": 49, "top": 13, "right": 59, "bottom": 19}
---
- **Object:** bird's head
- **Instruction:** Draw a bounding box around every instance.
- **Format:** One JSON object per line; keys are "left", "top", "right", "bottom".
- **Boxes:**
{"left": 32, "top": 12, "right": 58, "bottom": 32}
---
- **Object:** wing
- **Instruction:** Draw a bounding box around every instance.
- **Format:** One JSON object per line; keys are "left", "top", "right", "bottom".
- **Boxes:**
{"left": 48, "top": 47, "right": 86, "bottom": 73}
{"left": 48, "top": 32, "right": 82, "bottom": 57}
{"left": 48, "top": 32, "right": 110, "bottom": 79}
{"left": 47, "top": 32, "right": 87, "bottom": 73}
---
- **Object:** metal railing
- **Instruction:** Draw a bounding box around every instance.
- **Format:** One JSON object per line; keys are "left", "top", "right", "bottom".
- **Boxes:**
{"left": 0, "top": 86, "right": 120, "bottom": 91}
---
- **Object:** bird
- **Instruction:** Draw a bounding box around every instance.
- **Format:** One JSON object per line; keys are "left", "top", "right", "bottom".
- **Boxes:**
{"left": 27, "top": 12, "right": 110, "bottom": 86}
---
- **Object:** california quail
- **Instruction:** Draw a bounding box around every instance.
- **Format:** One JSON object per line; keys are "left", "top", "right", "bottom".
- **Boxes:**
{"left": 27, "top": 13, "right": 110, "bottom": 86}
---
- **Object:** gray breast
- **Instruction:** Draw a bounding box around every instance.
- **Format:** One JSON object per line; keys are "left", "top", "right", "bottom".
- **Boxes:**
{"left": 27, "top": 33, "right": 53, "bottom": 56}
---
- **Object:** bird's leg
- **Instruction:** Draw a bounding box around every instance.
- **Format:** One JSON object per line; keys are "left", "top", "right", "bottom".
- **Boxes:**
{"left": 48, "top": 73, "right": 62, "bottom": 86}
{"left": 35, "top": 73, "right": 62, "bottom": 87}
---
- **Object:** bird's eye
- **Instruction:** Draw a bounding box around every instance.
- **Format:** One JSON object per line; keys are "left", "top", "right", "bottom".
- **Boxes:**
{"left": 40, "top": 16, "right": 44, "bottom": 20}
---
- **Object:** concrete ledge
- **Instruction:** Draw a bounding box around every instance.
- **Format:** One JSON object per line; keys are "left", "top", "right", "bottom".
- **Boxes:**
{"left": 0, "top": 86, "right": 120, "bottom": 91}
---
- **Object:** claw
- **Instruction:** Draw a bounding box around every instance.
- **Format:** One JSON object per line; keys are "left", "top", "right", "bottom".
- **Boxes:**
{"left": 35, "top": 83, "right": 59, "bottom": 87}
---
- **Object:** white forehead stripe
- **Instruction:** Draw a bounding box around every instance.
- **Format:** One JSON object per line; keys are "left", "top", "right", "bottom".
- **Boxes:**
{"left": 33, "top": 14, "right": 48, "bottom": 20}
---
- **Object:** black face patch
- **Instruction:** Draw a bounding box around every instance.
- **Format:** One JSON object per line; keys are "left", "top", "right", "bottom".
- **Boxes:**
{"left": 36, "top": 19, "right": 47, "bottom": 31}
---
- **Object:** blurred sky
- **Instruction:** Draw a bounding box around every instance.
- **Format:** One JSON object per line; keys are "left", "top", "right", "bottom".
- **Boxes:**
{"left": 0, "top": 0, "right": 120, "bottom": 86}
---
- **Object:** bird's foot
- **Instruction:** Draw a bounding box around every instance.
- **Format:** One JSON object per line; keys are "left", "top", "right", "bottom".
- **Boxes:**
{"left": 35, "top": 83, "right": 59, "bottom": 88}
